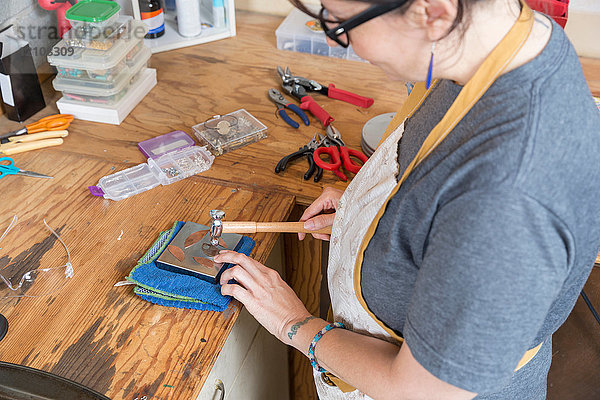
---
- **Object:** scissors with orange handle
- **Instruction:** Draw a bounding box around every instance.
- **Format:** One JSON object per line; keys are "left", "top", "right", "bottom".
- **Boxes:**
{"left": 0, "top": 114, "right": 74, "bottom": 141}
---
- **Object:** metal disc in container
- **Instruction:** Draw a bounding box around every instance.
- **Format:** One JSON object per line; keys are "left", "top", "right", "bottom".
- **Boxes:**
{"left": 361, "top": 112, "right": 396, "bottom": 156}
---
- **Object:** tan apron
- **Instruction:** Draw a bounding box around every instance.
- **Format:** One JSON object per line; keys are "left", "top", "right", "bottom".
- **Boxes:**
{"left": 314, "top": 3, "right": 542, "bottom": 399}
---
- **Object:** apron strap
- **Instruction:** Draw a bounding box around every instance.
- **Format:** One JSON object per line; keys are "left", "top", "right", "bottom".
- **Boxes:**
{"left": 376, "top": 81, "right": 435, "bottom": 148}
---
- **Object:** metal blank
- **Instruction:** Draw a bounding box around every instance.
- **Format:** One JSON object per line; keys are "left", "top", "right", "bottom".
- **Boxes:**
{"left": 156, "top": 222, "right": 242, "bottom": 282}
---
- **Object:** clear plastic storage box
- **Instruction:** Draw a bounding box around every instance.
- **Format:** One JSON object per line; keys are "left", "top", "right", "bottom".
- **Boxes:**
{"left": 275, "top": 8, "right": 365, "bottom": 62}
{"left": 91, "top": 163, "right": 161, "bottom": 201}
{"left": 138, "top": 130, "right": 196, "bottom": 159}
{"left": 65, "top": 0, "right": 122, "bottom": 40}
{"left": 65, "top": 0, "right": 121, "bottom": 29}
{"left": 89, "top": 146, "right": 214, "bottom": 201}
{"left": 48, "top": 20, "right": 147, "bottom": 83}
{"left": 53, "top": 47, "right": 151, "bottom": 106}
{"left": 55, "top": 59, "right": 126, "bottom": 82}
{"left": 64, "top": 15, "right": 132, "bottom": 50}
{"left": 192, "top": 109, "right": 268, "bottom": 156}
{"left": 148, "top": 146, "right": 215, "bottom": 185}
{"left": 62, "top": 86, "right": 129, "bottom": 105}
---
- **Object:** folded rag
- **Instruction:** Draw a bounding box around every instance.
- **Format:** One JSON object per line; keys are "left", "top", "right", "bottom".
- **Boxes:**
{"left": 126, "top": 221, "right": 255, "bottom": 311}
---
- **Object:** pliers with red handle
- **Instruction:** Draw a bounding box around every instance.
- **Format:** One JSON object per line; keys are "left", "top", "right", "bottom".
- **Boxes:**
{"left": 278, "top": 66, "right": 334, "bottom": 127}
{"left": 277, "top": 65, "right": 374, "bottom": 111}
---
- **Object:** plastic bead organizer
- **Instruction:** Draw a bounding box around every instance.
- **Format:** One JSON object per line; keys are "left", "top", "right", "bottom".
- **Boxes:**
{"left": 192, "top": 109, "right": 268, "bottom": 156}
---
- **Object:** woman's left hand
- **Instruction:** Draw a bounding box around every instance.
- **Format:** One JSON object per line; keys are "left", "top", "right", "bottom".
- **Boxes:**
{"left": 214, "top": 250, "right": 312, "bottom": 346}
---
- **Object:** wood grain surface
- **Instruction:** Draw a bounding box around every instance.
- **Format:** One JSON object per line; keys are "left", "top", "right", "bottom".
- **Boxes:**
{"left": 0, "top": 11, "right": 403, "bottom": 208}
{"left": 0, "top": 9, "right": 599, "bottom": 400}
{"left": 581, "top": 57, "right": 600, "bottom": 96}
{"left": 0, "top": 150, "right": 294, "bottom": 400}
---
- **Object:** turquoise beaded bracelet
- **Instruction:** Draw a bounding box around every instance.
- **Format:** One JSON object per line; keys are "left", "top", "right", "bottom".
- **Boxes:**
{"left": 308, "top": 322, "right": 345, "bottom": 373}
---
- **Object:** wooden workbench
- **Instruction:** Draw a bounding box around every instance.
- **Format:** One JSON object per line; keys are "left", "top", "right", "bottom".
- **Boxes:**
{"left": 0, "top": 9, "right": 599, "bottom": 400}
{"left": 0, "top": 10, "right": 401, "bottom": 400}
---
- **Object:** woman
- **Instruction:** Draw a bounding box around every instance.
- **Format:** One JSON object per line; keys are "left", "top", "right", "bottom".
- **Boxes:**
{"left": 214, "top": 0, "right": 600, "bottom": 398}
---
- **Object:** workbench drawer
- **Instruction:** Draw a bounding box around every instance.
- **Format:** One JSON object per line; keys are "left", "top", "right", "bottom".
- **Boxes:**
{"left": 225, "top": 326, "right": 289, "bottom": 400}
{"left": 196, "top": 238, "right": 289, "bottom": 400}
{"left": 196, "top": 308, "right": 259, "bottom": 400}
{"left": 196, "top": 310, "right": 290, "bottom": 400}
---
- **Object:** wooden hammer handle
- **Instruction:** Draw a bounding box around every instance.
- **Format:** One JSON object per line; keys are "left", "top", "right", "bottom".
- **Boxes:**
{"left": 8, "top": 130, "right": 69, "bottom": 143}
{"left": 0, "top": 138, "right": 64, "bottom": 155}
{"left": 222, "top": 221, "right": 332, "bottom": 235}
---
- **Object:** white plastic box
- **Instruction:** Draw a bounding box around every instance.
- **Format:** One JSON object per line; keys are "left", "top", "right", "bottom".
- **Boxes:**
{"left": 275, "top": 8, "right": 365, "bottom": 62}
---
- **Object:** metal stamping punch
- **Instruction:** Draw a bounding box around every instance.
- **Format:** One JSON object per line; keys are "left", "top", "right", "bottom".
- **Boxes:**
{"left": 156, "top": 220, "right": 243, "bottom": 283}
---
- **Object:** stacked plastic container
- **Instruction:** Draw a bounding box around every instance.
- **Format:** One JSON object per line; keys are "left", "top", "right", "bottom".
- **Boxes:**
{"left": 49, "top": 0, "right": 157, "bottom": 124}
{"left": 276, "top": 8, "right": 365, "bottom": 62}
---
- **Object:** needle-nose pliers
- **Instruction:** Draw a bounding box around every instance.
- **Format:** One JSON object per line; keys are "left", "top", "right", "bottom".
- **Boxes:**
{"left": 269, "top": 88, "right": 310, "bottom": 129}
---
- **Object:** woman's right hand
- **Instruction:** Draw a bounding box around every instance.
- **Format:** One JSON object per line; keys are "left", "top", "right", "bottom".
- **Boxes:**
{"left": 299, "top": 187, "right": 344, "bottom": 241}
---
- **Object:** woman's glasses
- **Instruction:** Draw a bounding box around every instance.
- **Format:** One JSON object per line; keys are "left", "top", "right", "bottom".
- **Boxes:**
{"left": 318, "top": 1, "right": 409, "bottom": 48}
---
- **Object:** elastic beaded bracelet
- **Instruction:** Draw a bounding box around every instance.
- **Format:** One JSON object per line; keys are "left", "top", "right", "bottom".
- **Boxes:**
{"left": 308, "top": 322, "right": 345, "bottom": 373}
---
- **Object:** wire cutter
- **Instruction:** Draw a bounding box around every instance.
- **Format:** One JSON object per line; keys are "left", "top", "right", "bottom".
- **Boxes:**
{"left": 313, "top": 125, "right": 369, "bottom": 182}
{"left": 268, "top": 88, "right": 310, "bottom": 129}
{"left": 275, "top": 133, "right": 324, "bottom": 182}
{"left": 278, "top": 66, "right": 335, "bottom": 128}
{"left": 277, "top": 66, "right": 374, "bottom": 108}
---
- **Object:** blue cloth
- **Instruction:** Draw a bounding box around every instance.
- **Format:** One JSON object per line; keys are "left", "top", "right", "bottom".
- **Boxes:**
{"left": 127, "top": 221, "right": 255, "bottom": 311}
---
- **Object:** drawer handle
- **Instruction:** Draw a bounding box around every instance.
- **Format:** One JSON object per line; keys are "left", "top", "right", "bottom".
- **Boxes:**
{"left": 214, "top": 379, "right": 225, "bottom": 400}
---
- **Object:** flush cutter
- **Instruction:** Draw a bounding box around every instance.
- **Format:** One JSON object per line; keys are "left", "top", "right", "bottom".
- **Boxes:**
{"left": 268, "top": 88, "right": 310, "bottom": 129}
{"left": 275, "top": 133, "right": 325, "bottom": 182}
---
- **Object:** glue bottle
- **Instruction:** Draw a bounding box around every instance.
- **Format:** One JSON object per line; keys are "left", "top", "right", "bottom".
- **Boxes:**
{"left": 139, "top": 0, "right": 165, "bottom": 39}
{"left": 175, "top": 0, "right": 202, "bottom": 37}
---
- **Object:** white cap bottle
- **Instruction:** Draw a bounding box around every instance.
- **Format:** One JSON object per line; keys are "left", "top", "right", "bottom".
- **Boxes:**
{"left": 175, "top": 0, "right": 202, "bottom": 37}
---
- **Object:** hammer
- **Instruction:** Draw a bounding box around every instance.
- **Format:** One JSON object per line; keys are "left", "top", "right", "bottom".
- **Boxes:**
{"left": 209, "top": 209, "right": 332, "bottom": 245}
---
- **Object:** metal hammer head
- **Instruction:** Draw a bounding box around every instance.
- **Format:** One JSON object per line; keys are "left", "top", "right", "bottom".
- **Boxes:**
{"left": 209, "top": 209, "right": 225, "bottom": 245}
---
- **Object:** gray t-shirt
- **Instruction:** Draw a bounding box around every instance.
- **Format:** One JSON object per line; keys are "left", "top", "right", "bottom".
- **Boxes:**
{"left": 361, "top": 19, "right": 600, "bottom": 398}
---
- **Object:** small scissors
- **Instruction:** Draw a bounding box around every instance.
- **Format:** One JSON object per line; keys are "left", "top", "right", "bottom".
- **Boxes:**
{"left": 313, "top": 125, "right": 369, "bottom": 181}
{"left": 0, "top": 157, "right": 53, "bottom": 180}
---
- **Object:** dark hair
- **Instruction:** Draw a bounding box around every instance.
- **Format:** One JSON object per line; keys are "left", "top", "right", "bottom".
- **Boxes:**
{"left": 289, "top": 0, "right": 476, "bottom": 39}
